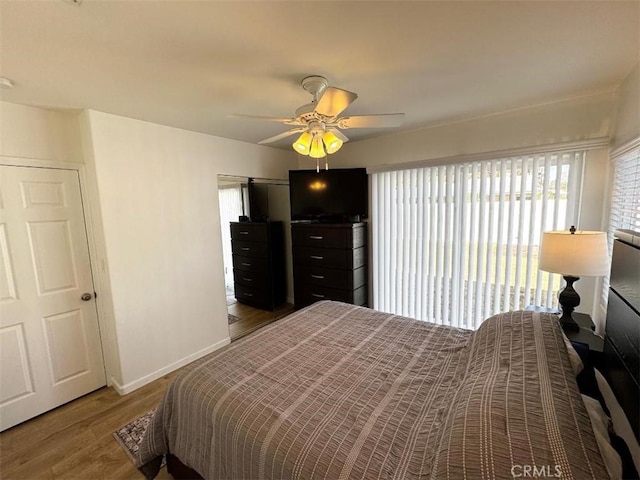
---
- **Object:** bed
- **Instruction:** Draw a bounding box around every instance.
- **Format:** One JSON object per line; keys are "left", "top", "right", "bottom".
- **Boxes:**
{"left": 137, "top": 232, "right": 639, "bottom": 480}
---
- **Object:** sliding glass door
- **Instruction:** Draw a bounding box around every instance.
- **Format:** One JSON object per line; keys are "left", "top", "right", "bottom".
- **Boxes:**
{"left": 371, "top": 150, "right": 585, "bottom": 329}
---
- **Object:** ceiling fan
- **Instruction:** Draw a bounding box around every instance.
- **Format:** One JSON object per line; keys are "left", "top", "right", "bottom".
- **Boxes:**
{"left": 232, "top": 75, "right": 405, "bottom": 162}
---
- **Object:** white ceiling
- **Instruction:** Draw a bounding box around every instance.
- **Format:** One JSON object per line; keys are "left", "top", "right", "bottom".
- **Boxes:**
{"left": 1, "top": 1, "right": 638, "bottom": 150}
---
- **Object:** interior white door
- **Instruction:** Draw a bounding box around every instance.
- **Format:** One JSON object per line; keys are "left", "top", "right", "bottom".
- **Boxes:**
{"left": 0, "top": 165, "right": 106, "bottom": 431}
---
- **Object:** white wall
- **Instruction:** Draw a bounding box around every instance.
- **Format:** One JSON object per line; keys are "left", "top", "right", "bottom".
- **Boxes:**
{"left": 0, "top": 102, "right": 298, "bottom": 393}
{"left": 80, "top": 110, "right": 297, "bottom": 391}
{"left": 0, "top": 102, "right": 84, "bottom": 163}
{"left": 328, "top": 92, "right": 616, "bottom": 170}
{"left": 611, "top": 62, "right": 640, "bottom": 149}
{"left": 331, "top": 92, "right": 617, "bottom": 327}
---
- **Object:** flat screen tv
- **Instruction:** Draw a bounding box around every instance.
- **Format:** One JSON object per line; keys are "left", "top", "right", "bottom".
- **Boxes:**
{"left": 248, "top": 179, "right": 269, "bottom": 222}
{"left": 289, "top": 168, "right": 368, "bottom": 222}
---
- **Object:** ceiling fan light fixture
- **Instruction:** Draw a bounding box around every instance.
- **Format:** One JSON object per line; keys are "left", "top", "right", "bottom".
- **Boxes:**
{"left": 239, "top": 75, "right": 404, "bottom": 159}
{"left": 292, "top": 131, "right": 312, "bottom": 154}
{"left": 309, "top": 134, "right": 325, "bottom": 159}
{"left": 322, "top": 130, "right": 343, "bottom": 154}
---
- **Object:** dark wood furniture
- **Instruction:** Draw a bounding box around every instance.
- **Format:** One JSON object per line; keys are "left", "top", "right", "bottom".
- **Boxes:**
{"left": 292, "top": 222, "right": 367, "bottom": 310}
{"left": 602, "top": 229, "right": 640, "bottom": 442}
{"left": 231, "top": 221, "right": 285, "bottom": 311}
{"left": 564, "top": 312, "right": 604, "bottom": 367}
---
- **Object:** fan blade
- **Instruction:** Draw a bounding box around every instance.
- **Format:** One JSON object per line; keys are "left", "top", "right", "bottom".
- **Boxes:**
{"left": 314, "top": 87, "right": 358, "bottom": 117}
{"left": 328, "top": 128, "right": 349, "bottom": 143}
{"left": 229, "top": 114, "right": 303, "bottom": 126}
{"left": 336, "top": 113, "right": 405, "bottom": 129}
{"left": 258, "top": 127, "right": 307, "bottom": 144}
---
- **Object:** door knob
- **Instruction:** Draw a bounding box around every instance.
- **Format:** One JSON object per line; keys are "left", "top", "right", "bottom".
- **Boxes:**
{"left": 81, "top": 293, "right": 93, "bottom": 301}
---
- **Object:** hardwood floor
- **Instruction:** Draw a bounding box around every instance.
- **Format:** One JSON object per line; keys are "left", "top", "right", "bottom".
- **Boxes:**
{"left": 228, "top": 297, "right": 294, "bottom": 341}
{"left": 0, "top": 371, "right": 177, "bottom": 480}
{"left": 0, "top": 300, "right": 295, "bottom": 479}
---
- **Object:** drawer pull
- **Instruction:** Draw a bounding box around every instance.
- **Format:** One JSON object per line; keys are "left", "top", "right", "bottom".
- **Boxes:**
{"left": 312, "top": 293, "right": 325, "bottom": 298}
{"left": 309, "top": 235, "right": 324, "bottom": 240}
{"left": 241, "top": 247, "right": 250, "bottom": 251}
{"left": 242, "top": 278, "right": 253, "bottom": 282}
{"left": 310, "top": 255, "right": 324, "bottom": 260}
{"left": 239, "top": 231, "right": 249, "bottom": 235}
{"left": 244, "top": 293, "right": 253, "bottom": 297}
{"left": 241, "top": 262, "right": 252, "bottom": 266}
{"left": 311, "top": 274, "right": 325, "bottom": 279}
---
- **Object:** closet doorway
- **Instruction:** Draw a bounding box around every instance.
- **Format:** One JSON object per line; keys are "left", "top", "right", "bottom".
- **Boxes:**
{"left": 217, "top": 175, "right": 294, "bottom": 341}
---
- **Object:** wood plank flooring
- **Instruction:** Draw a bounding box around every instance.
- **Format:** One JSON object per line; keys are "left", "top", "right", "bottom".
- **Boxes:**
{"left": 0, "top": 371, "right": 175, "bottom": 480}
{"left": 0, "top": 302, "right": 294, "bottom": 479}
{"left": 228, "top": 299, "right": 294, "bottom": 341}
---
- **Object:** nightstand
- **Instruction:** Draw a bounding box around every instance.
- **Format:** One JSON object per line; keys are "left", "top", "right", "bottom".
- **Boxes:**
{"left": 525, "top": 306, "right": 604, "bottom": 367}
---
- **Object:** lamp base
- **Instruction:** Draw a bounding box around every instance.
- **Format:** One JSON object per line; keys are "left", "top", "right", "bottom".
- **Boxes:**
{"left": 558, "top": 275, "right": 581, "bottom": 332}
{"left": 558, "top": 313, "right": 580, "bottom": 332}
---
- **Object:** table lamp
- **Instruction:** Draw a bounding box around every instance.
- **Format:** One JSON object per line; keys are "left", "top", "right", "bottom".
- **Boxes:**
{"left": 539, "top": 226, "right": 609, "bottom": 331}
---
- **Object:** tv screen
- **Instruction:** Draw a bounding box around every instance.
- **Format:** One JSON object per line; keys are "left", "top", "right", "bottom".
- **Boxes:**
{"left": 289, "top": 168, "right": 368, "bottom": 222}
{"left": 248, "top": 180, "right": 269, "bottom": 222}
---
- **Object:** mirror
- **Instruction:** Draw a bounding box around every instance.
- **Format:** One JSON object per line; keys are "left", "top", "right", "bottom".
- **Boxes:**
{"left": 217, "top": 175, "right": 294, "bottom": 341}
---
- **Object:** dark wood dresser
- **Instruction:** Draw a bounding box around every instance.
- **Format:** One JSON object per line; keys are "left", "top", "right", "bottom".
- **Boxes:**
{"left": 292, "top": 222, "right": 367, "bottom": 310}
{"left": 231, "top": 221, "right": 285, "bottom": 310}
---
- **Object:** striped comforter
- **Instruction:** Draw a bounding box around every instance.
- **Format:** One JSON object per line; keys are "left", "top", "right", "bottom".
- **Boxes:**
{"left": 137, "top": 301, "right": 608, "bottom": 479}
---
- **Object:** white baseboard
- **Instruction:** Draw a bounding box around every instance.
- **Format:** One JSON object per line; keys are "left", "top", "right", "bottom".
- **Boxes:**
{"left": 110, "top": 336, "right": 231, "bottom": 395}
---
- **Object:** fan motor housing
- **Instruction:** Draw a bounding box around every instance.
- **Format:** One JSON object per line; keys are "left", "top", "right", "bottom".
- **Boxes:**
{"left": 295, "top": 103, "right": 316, "bottom": 120}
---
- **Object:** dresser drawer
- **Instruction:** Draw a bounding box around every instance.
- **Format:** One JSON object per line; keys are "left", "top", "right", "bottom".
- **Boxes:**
{"left": 233, "top": 268, "right": 269, "bottom": 288}
{"left": 294, "top": 285, "right": 367, "bottom": 309}
{"left": 293, "top": 246, "right": 367, "bottom": 270}
{"left": 231, "top": 240, "right": 269, "bottom": 258}
{"left": 232, "top": 254, "right": 269, "bottom": 273}
{"left": 292, "top": 226, "right": 350, "bottom": 248}
{"left": 231, "top": 223, "right": 268, "bottom": 243}
{"left": 292, "top": 224, "right": 367, "bottom": 249}
{"left": 294, "top": 265, "right": 366, "bottom": 290}
{"left": 234, "top": 283, "right": 270, "bottom": 309}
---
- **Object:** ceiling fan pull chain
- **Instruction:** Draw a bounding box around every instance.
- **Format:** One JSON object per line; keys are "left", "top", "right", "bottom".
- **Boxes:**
{"left": 316, "top": 158, "right": 320, "bottom": 173}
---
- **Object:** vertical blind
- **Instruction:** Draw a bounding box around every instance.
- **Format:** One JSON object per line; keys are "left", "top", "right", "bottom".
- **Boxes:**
{"left": 372, "top": 150, "right": 585, "bottom": 329}
{"left": 602, "top": 140, "right": 640, "bottom": 307}
{"left": 608, "top": 142, "right": 640, "bottom": 233}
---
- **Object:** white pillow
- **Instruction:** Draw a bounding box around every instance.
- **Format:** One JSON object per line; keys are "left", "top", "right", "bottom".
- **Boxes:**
{"left": 594, "top": 368, "right": 640, "bottom": 475}
{"left": 582, "top": 394, "right": 623, "bottom": 480}
{"left": 562, "top": 331, "right": 584, "bottom": 376}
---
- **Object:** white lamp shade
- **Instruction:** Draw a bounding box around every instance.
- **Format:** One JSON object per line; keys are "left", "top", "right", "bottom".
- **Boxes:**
{"left": 539, "top": 230, "right": 609, "bottom": 276}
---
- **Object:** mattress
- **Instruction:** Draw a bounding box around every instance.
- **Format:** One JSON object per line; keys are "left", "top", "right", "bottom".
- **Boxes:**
{"left": 137, "top": 300, "right": 608, "bottom": 479}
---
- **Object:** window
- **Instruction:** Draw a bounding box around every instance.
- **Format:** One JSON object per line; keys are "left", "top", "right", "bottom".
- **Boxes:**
{"left": 371, "top": 150, "right": 585, "bottom": 329}
{"left": 602, "top": 138, "right": 640, "bottom": 307}
{"left": 608, "top": 141, "right": 640, "bottom": 233}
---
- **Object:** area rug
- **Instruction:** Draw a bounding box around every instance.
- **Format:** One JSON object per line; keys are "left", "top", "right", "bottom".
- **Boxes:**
{"left": 113, "top": 409, "right": 158, "bottom": 467}
{"left": 228, "top": 313, "right": 241, "bottom": 324}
